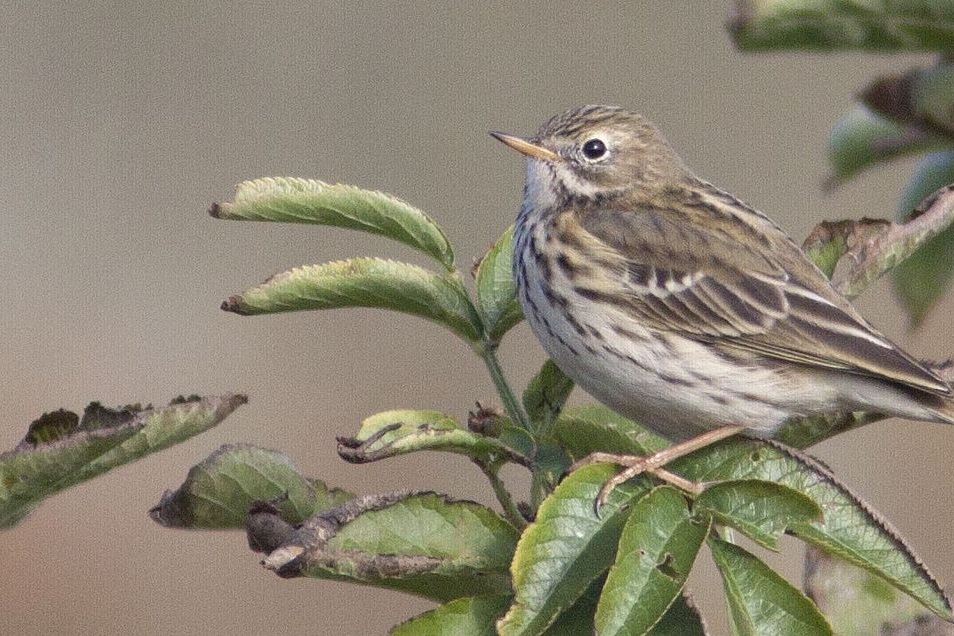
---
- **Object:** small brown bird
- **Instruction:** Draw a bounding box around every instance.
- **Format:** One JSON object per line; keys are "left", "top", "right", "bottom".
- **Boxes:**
{"left": 493, "top": 105, "right": 954, "bottom": 504}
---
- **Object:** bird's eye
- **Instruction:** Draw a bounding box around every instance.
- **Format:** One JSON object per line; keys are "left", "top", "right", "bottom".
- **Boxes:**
{"left": 582, "top": 138, "right": 607, "bottom": 160}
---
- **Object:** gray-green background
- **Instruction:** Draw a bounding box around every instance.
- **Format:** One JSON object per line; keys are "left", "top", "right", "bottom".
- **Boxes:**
{"left": 2, "top": 3, "right": 952, "bottom": 634}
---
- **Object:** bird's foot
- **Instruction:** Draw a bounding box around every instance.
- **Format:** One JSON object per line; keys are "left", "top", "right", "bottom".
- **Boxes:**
{"left": 568, "top": 424, "right": 746, "bottom": 516}
{"left": 570, "top": 452, "right": 703, "bottom": 515}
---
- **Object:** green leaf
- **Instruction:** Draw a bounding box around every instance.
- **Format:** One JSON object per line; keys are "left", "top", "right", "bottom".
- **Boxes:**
{"left": 150, "top": 444, "right": 352, "bottom": 529}
{"left": 0, "top": 394, "right": 247, "bottom": 529}
{"left": 596, "top": 486, "right": 711, "bottom": 636}
{"left": 211, "top": 177, "right": 455, "bottom": 270}
{"left": 709, "top": 538, "right": 832, "bottom": 635}
{"left": 497, "top": 464, "right": 653, "bottom": 636}
{"left": 805, "top": 546, "right": 951, "bottom": 635}
{"left": 558, "top": 419, "right": 951, "bottom": 621}
{"left": 522, "top": 360, "right": 574, "bottom": 433}
{"left": 773, "top": 411, "right": 884, "bottom": 450}
{"left": 728, "top": 0, "right": 954, "bottom": 51}
{"left": 262, "top": 492, "right": 518, "bottom": 602}
{"left": 649, "top": 593, "right": 709, "bottom": 636}
{"left": 336, "top": 409, "right": 530, "bottom": 467}
{"left": 543, "top": 576, "right": 601, "bottom": 635}
{"left": 222, "top": 258, "right": 482, "bottom": 343}
{"left": 0, "top": 413, "right": 140, "bottom": 528}
{"left": 672, "top": 439, "right": 953, "bottom": 621}
{"left": 475, "top": 224, "right": 523, "bottom": 342}
{"left": 528, "top": 438, "right": 573, "bottom": 508}
{"left": 693, "top": 480, "right": 822, "bottom": 551}
{"left": 78, "top": 394, "right": 248, "bottom": 480}
{"left": 826, "top": 106, "right": 942, "bottom": 186}
{"left": 390, "top": 594, "right": 511, "bottom": 636}
{"left": 553, "top": 405, "right": 669, "bottom": 460}
{"left": 894, "top": 151, "right": 954, "bottom": 325}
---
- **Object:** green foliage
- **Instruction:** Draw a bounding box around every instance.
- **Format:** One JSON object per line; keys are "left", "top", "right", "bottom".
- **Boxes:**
{"left": 729, "top": 0, "right": 954, "bottom": 51}
{"left": 211, "top": 177, "right": 455, "bottom": 270}
{"left": 391, "top": 595, "right": 512, "bottom": 636}
{"left": 710, "top": 538, "right": 832, "bottom": 635}
{"left": 595, "top": 486, "right": 710, "bottom": 636}
{"left": 522, "top": 360, "right": 574, "bottom": 434}
{"left": 180, "top": 160, "right": 954, "bottom": 632}
{"left": 222, "top": 258, "right": 482, "bottom": 343}
{"left": 150, "top": 444, "right": 351, "bottom": 529}
{"left": 823, "top": 59, "right": 954, "bottom": 322}
{"left": 259, "top": 491, "right": 518, "bottom": 602}
{"left": 826, "top": 106, "right": 944, "bottom": 185}
{"left": 693, "top": 480, "right": 821, "bottom": 551}
{"left": 0, "top": 394, "right": 246, "bottom": 528}
{"left": 497, "top": 464, "right": 652, "bottom": 635}
{"left": 894, "top": 152, "right": 954, "bottom": 325}
{"left": 336, "top": 409, "right": 530, "bottom": 468}
{"left": 475, "top": 224, "right": 523, "bottom": 343}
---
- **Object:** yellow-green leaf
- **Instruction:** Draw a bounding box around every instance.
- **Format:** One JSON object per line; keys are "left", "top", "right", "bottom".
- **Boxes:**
{"left": 212, "top": 177, "right": 454, "bottom": 270}
{"left": 223, "top": 258, "right": 482, "bottom": 343}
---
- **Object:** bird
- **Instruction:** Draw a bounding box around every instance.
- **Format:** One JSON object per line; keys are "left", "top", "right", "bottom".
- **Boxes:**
{"left": 491, "top": 105, "right": 954, "bottom": 507}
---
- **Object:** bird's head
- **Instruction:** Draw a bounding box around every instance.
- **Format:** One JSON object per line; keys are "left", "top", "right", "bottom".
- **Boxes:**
{"left": 492, "top": 105, "right": 689, "bottom": 207}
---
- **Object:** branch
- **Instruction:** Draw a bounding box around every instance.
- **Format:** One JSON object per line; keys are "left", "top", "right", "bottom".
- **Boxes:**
{"left": 823, "top": 185, "right": 954, "bottom": 299}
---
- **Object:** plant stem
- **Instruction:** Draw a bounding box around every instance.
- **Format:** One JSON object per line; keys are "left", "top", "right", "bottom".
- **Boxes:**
{"left": 479, "top": 342, "right": 532, "bottom": 433}
{"left": 477, "top": 461, "right": 527, "bottom": 530}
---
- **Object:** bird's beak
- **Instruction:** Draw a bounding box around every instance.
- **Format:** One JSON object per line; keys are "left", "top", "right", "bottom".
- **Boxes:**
{"left": 490, "top": 132, "right": 561, "bottom": 162}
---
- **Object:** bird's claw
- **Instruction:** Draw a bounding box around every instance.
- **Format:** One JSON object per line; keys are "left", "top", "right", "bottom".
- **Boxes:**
{"left": 590, "top": 457, "right": 652, "bottom": 518}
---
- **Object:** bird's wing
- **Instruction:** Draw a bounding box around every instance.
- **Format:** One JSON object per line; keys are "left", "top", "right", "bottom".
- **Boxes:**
{"left": 574, "top": 204, "right": 951, "bottom": 396}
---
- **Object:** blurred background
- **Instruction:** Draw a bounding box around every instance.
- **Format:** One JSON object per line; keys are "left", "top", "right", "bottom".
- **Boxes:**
{"left": 1, "top": 2, "right": 952, "bottom": 634}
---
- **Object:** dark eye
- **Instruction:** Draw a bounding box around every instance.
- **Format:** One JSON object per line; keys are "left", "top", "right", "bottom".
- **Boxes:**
{"left": 582, "top": 138, "right": 607, "bottom": 160}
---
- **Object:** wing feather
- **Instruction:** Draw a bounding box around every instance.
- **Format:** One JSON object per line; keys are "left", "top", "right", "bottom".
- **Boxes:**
{"left": 573, "top": 202, "right": 951, "bottom": 396}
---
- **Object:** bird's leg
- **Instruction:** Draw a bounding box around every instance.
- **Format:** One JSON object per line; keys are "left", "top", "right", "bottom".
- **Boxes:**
{"left": 569, "top": 424, "right": 745, "bottom": 513}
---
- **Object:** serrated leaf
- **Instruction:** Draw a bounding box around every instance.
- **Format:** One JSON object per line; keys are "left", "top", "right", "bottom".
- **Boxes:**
{"left": 894, "top": 151, "right": 954, "bottom": 325}
{"left": 212, "top": 177, "right": 455, "bottom": 270}
{"left": 475, "top": 225, "right": 523, "bottom": 343}
{"left": 262, "top": 491, "right": 518, "bottom": 602}
{"left": 805, "top": 546, "right": 951, "bottom": 635}
{"left": 826, "top": 106, "right": 942, "bottom": 185}
{"left": 553, "top": 405, "right": 669, "bottom": 460}
{"left": 728, "top": 0, "right": 954, "bottom": 52}
{"left": 150, "top": 444, "right": 352, "bottom": 529}
{"left": 522, "top": 360, "right": 574, "bottom": 433}
{"left": 551, "top": 415, "right": 951, "bottom": 621}
{"left": 0, "top": 394, "right": 246, "bottom": 529}
{"left": 222, "top": 258, "right": 482, "bottom": 343}
{"left": 671, "top": 439, "right": 953, "bottom": 622}
{"left": 596, "top": 486, "right": 711, "bottom": 636}
{"left": 709, "top": 537, "right": 832, "bottom": 635}
{"left": 694, "top": 480, "right": 822, "bottom": 551}
{"left": 497, "top": 464, "right": 652, "bottom": 636}
{"left": 390, "top": 594, "right": 511, "bottom": 636}
{"left": 336, "top": 409, "right": 529, "bottom": 467}
{"left": 0, "top": 417, "right": 140, "bottom": 528}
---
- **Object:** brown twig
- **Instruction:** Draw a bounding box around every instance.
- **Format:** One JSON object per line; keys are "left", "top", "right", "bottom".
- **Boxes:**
{"left": 832, "top": 184, "right": 954, "bottom": 298}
